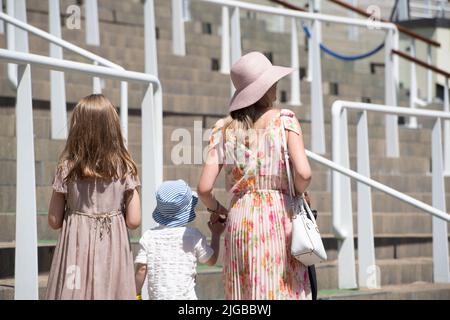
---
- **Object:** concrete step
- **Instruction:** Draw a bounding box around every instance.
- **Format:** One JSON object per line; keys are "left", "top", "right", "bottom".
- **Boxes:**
{"left": 3, "top": 274, "right": 449, "bottom": 300}
{"left": 318, "top": 282, "right": 450, "bottom": 300}
{"left": 0, "top": 110, "right": 433, "bottom": 146}
{"left": 0, "top": 89, "right": 408, "bottom": 127}
{"left": 0, "top": 237, "right": 225, "bottom": 279}
{"left": 196, "top": 256, "right": 450, "bottom": 298}
{"left": 3, "top": 208, "right": 449, "bottom": 245}
{"left": 27, "top": 0, "right": 391, "bottom": 49}
{"left": 0, "top": 273, "right": 49, "bottom": 300}
{"left": 0, "top": 157, "right": 433, "bottom": 197}
{"left": 16, "top": 0, "right": 399, "bottom": 92}
{"left": 1, "top": 206, "right": 449, "bottom": 276}
{"left": 1, "top": 159, "right": 445, "bottom": 193}
{"left": 1, "top": 238, "right": 447, "bottom": 299}
{"left": 190, "top": 210, "right": 450, "bottom": 239}
{"left": 190, "top": 215, "right": 450, "bottom": 262}
{"left": 0, "top": 127, "right": 434, "bottom": 164}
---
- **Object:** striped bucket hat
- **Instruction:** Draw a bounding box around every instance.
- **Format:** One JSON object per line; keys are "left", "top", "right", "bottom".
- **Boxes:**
{"left": 152, "top": 180, "right": 198, "bottom": 227}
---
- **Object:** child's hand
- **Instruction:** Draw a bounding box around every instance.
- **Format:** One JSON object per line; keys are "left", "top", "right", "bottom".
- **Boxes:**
{"left": 209, "top": 203, "right": 228, "bottom": 224}
{"left": 208, "top": 220, "right": 225, "bottom": 235}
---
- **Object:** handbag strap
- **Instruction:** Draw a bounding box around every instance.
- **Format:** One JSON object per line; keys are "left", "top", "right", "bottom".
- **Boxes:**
{"left": 280, "top": 113, "right": 296, "bottom": 199}
{"left": 280, "top": 113, "right": 319, "bottom": 226}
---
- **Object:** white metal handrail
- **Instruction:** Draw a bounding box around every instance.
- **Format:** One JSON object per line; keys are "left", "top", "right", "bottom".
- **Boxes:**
{"left": 169, "top": 0, "right": 400, "bottom": 158}
{"left": 332, "top": 100, "right": 450, "bottom": 290}
{"left": 0, "top": 48, "right": 163, "bottom": 300}
{"left": 0, "top": 13, "right": 121, "bottom": 68}
{"left": 0, "top": 9, "right": 129, "bottom": 141}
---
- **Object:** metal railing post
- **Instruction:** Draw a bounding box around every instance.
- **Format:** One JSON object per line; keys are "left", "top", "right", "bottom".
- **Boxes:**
{"left": 275, "top": 4, "right": 285, "bottom": 33}
{"left": 332, "top": 102, "right": 357, "bottom": 289}
{"left": 356, "top": 110, "right": 378, "bottom": 289}
{"left": 337, "top": 108, "right": 357, "bottom": 289}
{"left": 347, "top": 0, "right": 358, "bottom": 41}
{"left": 137, "top": 81, "right": 162, "bottom": 302}
{"left": 431, "top": 117, "right": 450, "bottom": 283}
{"left": 0, "top": 0, "right": 4, "bottom": 34}
{"left": 14, "top": 63, "right": 38, "bottom": 300}
{"left": 444, "top": 77, "right": 450, "bottom": 174}
{"left": 48, "top": 0, "right": 68, "bottom": 140}
{"left": 171, "top": 0, "right": 186, "bottom": 56}
{"left": 310, "top": 17, "right": 325, "bottom": 154}
{"left": 14, "top": 0, "right": 28, "bottom": 52}
{"left": 331, "top": 103, "right": 345, "bottom": 242}
{"left": 306, "top": 0, "right": 313, "bottom": 83}
{"left": 183, "top": 0, "right": 192, "bottom": 21}
{"left": 384, "top": 28, "right": 399, "bottom": 157}
{"left": 120, "top": 81, "right": 129, "bottom": 144}
{"left": 427, "top": 44, "right": 433, "bottom": 103}
{"left": 85, "top": 0, "right": 100, "bottom": 46}
{"left": 92, "top": 61, "right": 102, "bottom": 93}
{"left": 141, "top": 85, "right": 159, "bottom": 233}
{"left": 408, "top": 39, "right": 418, "bottom": 128}
{"left": 230, "top": 6, "right": 241, "bottom": 95}
{"left": 6, "top": 0, "right": 18, "bottom": 88}
{"left": 145, "top": 0, "right": 159, "bottom": 75}
{"left": 220, "top": 6, "right": 230, "bottom": 74}
{"left": 438, "top": 0, "right": 445, "bottom": 17}
{"left": 290, "top": 17, "right": 301, "bottom": 106}
{"left": 426, "top": 0, "right": 432, "bottom": 16}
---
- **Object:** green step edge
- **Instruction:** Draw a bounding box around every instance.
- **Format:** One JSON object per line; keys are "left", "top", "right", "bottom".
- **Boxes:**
{"left": 318, "top": 288, "right": 359, "bottom": 296}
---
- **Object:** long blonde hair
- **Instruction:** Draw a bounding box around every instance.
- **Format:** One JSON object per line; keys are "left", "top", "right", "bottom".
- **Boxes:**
{"left": 223, "top": 92, "right": 273, "bottom": 149}
{"left": 58, "top": 94, "right": 137, "bottom": 182}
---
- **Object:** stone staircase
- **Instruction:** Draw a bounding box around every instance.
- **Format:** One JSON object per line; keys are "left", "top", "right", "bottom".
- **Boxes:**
{"left": 0, "top": 0, "right": 449, "bottom": 299}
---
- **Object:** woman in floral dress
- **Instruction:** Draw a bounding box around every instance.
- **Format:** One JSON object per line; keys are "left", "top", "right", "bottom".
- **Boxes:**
{"left": 197, "top": 52, "right": 313, "bottom": 299}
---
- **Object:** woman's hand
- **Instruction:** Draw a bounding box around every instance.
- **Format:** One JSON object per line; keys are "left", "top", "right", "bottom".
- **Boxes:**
{"left": 209, "top": 203, "right": 228, "bottom": 224}
{"left": 208, "top": 220, "right": 226, "bottom": 236}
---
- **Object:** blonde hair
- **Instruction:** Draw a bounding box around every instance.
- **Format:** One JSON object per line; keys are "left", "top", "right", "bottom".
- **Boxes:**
{"left": 223, "top": 92, "right": 273, "bottom": 149}
{"left": 58, "top": 94, "right": 137, "bottom": 182}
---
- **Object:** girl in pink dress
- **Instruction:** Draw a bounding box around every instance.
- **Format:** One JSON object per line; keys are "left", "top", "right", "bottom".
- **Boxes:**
{"left": 46, "top": 94, "right": 141, "bottom": 299}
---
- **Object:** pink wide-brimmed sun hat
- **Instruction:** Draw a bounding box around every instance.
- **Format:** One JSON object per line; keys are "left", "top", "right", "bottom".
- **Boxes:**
{"left": 229, "top": 51, "right": 294, "bottom": 112}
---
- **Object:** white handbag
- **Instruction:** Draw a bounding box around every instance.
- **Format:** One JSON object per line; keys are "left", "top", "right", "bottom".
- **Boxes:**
{"left": 280, "top": 118, "right": 327, "bottom": 266}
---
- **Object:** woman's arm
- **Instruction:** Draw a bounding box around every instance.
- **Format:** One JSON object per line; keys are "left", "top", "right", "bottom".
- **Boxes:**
{"left": 198, "top": 148, "right": 228, "bottom": 223}
{"left": 125, "top": 189, "right": 141, "bottom": 229}
{"left": 48, "top": 191, "right": 66, "bottom": 229}
{"left": 287, "top": 126, "right": 312, "bottom": 194}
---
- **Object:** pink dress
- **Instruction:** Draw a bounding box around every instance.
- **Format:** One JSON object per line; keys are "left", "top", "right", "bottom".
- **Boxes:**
{"left": 45, "top": 161, "right": 140, "bottom": 300}
{"left": 209, "top": 109, "right": 312, "bottom": 300}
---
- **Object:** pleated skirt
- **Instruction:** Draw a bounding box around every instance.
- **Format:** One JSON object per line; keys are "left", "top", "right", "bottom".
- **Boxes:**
{"left": 223, "top": 190, "right": 312, "bottom": 300}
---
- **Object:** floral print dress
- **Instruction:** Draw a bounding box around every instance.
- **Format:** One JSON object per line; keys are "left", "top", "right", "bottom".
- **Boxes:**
{"left": 208, "top": 109, "right": 311, "bottom": 300}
